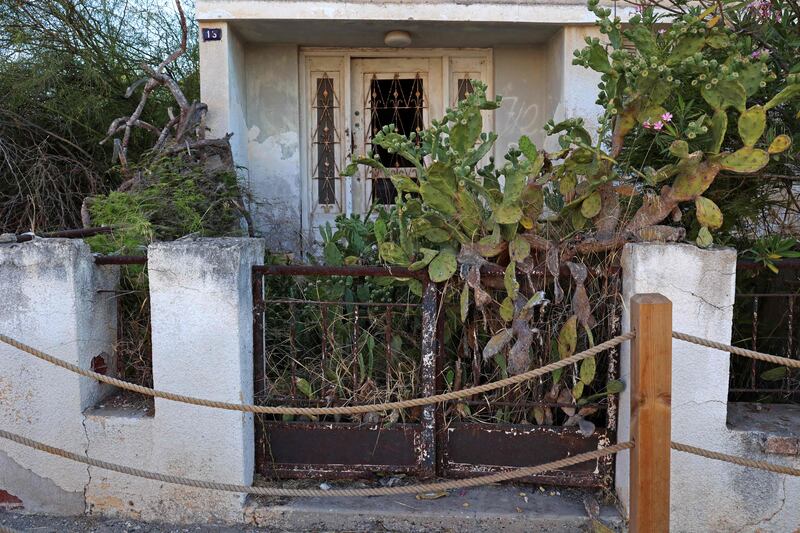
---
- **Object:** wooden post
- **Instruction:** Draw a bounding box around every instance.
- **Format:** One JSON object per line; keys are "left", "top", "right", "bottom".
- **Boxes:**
{"left": 630, "top": 293, "right": 672, "bottom": 533}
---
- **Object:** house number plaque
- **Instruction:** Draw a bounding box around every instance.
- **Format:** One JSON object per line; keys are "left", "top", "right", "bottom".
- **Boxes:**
{"left": 202, "top": 28, "right": 222, "bottom": 41}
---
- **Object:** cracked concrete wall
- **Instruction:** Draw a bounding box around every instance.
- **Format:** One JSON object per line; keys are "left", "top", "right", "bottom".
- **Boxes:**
{"left": 617, "top": 243, "right": 800, "bottom": 532}
{"left": 0, "top": 239, "right": 118, "bottom": 515}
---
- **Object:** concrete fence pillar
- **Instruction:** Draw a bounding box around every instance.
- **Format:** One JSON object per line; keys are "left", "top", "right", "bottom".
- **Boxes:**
{"left": 617, "top": 243, "right": 739, "bottom": 531}
{"left": 0, "top": 239, "right": 118, "bottom": 515}
{"left": 147, "top": 238, "right": 264, "bottom": 522}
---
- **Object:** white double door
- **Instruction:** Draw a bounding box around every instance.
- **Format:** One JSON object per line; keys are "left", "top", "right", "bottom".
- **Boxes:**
{"left": 304, "top": 52, "right": 489, "bottom": 235}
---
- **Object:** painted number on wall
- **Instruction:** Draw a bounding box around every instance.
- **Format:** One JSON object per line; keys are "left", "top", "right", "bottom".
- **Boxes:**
{"left": 202, "top": 28, "right": 222, "bottom": 41}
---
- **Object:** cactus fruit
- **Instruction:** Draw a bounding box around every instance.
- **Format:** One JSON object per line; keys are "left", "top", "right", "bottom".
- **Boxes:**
{"left": 738, "top": 105, "right": 766, "bottom": 147}
{"left": 427, "top": 250, "right": 457, "bottom": 282}
{"left": 695, "top": 196, "right": 723, "bottom": 230}
{"left": 768, "top": 134, "right": 792, "bottom": 154}
{"left": 720, "top": 147, "right": 770, "bottom": 173}
{"left": 581, "top": 190, "right": 603, "bottom": 219}
{"left": 701, "top": 80, "right": 746, "bottom": 112}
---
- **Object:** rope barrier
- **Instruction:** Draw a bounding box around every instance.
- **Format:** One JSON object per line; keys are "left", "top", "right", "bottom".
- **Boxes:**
{"left": 0, "top": 428, "right": 632, "bottom": 497}
{"left": 672, "top": 442, "right": 800, "bottom": 477}
{"left": 672, "top": 331, "right": 800, "bottom": 369}
{"left": 0, "top": 332, "right": 633, "bottom": 416}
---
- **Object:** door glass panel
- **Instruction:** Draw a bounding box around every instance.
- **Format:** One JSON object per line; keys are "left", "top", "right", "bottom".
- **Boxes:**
{"left": 367, "top": 74, "right": 424, "bottom": 205}
{"left": 313, "top": 74, "right": 340, "bottom": 208}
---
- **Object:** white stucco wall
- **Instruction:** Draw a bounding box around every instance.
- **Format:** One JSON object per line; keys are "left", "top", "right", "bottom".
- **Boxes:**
{"left": 0, "top": 239, "right": 118, "bottom": 515}
{"left": 618, "top": 243, "right": 800, "bottom": 532}
{"left": 244, "top": 45, "right": 303, "bottom": 253}
{"left": 494, "top": 46, "right": 549, "bottom": 153}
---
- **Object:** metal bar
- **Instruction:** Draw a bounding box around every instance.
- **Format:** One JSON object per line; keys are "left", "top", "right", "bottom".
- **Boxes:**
{"left": 94, "top": 255, "right": 147, "bottom": 265}
{"left": 737, "top": 259, "right": 800, "bottom": 270}
{"left": 259, "top": 299, "right": 419, "bottom": 308}
{"left": 418, "top": 276, "right": 437, "bottom": 476}
{"left": 253, "top": 264, "right": 427, "bottom": 279}
{"left": 252, "top": 270, "right": 267, "bottom": 475}
{"left": 751, "top": 295, "right": 759, "bottom": 391}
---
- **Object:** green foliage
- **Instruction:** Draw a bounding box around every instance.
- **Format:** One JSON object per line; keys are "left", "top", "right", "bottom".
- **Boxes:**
{"left": 0, "top": 0, "right": 199, "bottom": 233}
{"left": 86, "top": 154, "right": 245, "bottom": 254}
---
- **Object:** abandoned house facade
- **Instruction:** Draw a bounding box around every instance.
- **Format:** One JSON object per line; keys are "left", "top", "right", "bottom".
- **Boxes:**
{"left": 196, "top": 0, "right": 629, "bottom": 252}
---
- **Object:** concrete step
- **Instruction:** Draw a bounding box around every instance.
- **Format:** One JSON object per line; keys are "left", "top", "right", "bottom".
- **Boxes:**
{"left": 245, "top": 485, "right": 624, "bottom": 532}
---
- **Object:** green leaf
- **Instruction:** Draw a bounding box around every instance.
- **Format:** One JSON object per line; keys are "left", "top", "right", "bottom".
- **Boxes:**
{"left": 460, "top": 282, "right": 470, "bottom": 322}
{"left": 504, "top": 262, "right": 519, "bottom": 300}
{"left": 580, "top": 356, "right": 596, "bottom": 385}
{"left": 495, "top": 204, "right": 523, "bottom": 225}
{"left": 580, "top": 191, "right": 602, "bottom": 219}
{"left": 720, "top": 147, "right": 770, "bottom": 173}
{"left": 423, "top": 227, "right": 451, "bottom": 243}
{"left": 764, "top": 84, "right": 800, "bottom": 111}
{"left": 760, "top": 366, "right": 788, "bottom": 381}
{"left": 323, "top": 241, "right": 344, "bottom": 266}
{"left": 669, "top": 140, "right": 690, "bottom": 159}
{"left": 701, "top": 80, "right": 746, "bottom": 112}
{"left": 738, "top": 105, "right": 766, "bottom": 147}
{"left": 696, "top": 226, "right": 713, "bottom": 248}
{"left": 709, "top": 109, "right": 727, "bottom": 154}
{"left": 427, "top": 162, "right": 458, "bottom": 195}
{"left": 379, "top": 241, "right": 410, "bottom": 265}
{"left": 667, "top": 35, "right": 705, "bottom": 65}
{"left": 409, "top": 248, "right": 439, "bottom": 271}
{"left": 295, "top": 377, "right": 314, "bottom": 399}
{"left": 519, "top": 135, "right": 538, "bottom": 161}
{"left": 558, "top": 315, "right": 578, "bottom": 359}
{"left": 509, "top": 235, "right": 531, "bottom": 262}
{"left": 705, "top": 33, "right": 730, "bottom": 49}
{"left": 450, "top": 108, "right": 483, "bottom": 154}
{"left": 572, "top": 381, "right": 585, "bottom": 400}
{"left": 390, "top": 175, "right": 420, "bottom": 193}
{"left": 420, "top": 182, "right": 456, "bottom": 216}
{"left": 499, "top": 296, "right": 515, "bottom": 322}
{"left": 695, "top": 196, "right": 723, "bottom": 230}
{"left": 428, "top": 250, "right": 457, "bottom": 282}
{"left": 768, "top": 134, "right": 792, "bottom": 154}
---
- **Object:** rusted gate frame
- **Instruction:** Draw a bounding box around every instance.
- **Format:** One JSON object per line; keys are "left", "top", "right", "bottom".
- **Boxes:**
{"left": 252, "top": 264, "right": 438, "bottom": 478}
{"left": 732, "top": 260, "right": 800, "bottom": 399}
{"left": 252, "top": 263, "right": 621, "bottom": 487}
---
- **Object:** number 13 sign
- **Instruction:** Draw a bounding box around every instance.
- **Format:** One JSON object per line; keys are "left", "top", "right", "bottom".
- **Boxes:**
{"left": 202, "top": 28, "right": 222, "bottom": 41}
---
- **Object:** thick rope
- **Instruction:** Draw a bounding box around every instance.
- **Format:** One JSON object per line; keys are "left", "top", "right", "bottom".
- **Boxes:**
{"left": 0, "top": 429, "right": 632, "bottom": 497}
{"left": 672, "top": 441, "right": 800, "bottom": 477}
{"left": 672, "top": 331, "right": 800, "bottom": 369}
{"left": 0, "top": 332, "right": 633, "bottom": 416}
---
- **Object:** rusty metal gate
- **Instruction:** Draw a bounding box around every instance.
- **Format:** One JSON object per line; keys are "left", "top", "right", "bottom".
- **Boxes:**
{"left": 253, "top": 264, "right": 621, "bottom": 486}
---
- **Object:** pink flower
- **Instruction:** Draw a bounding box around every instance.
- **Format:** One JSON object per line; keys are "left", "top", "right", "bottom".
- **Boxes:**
{"left": 642, "top": 120, "right": 652, "bottom": 129}
{"left": 751, "top": 49, "right": 769, "bottom": 59}
{"left": 652, "top": 121, "right": 664, "bottom": 131}
{"left": 661, "top": 112, "right": 673, "bottom": 122}
{"left": 658, "top": 29, "right": 667, "bottom": 35}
